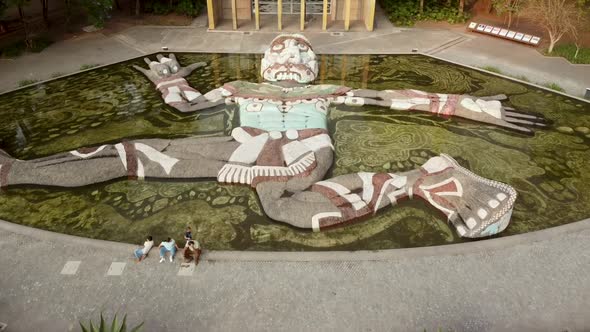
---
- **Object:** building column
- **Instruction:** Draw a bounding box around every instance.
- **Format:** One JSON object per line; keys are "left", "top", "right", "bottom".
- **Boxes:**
{"left": 344, "top": 0, "right": 351, "bottom": 31}
{"left": 278, "top": 0, "right": 283, "bottom": 30}
{"left": 254, "top": 0, "right": 260, "bottom": 30}
{"left": 231, "top": 0, "right": 238, "bottom": 30}
{"left": 364, "top": 0, "right": 375, "bottom": 31}
{"left": 207, "top": 0, "right": 216, "bottom": 29}
{"left": 300, "top": 0, "right": 306, "bottom": 31}
{"left": 322, "top": 0, "right": 328, "bottom": 30}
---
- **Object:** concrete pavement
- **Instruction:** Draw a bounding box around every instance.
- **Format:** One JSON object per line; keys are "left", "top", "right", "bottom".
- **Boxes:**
{"left": 1, "top": 218, "right": 589, "bottom": 331}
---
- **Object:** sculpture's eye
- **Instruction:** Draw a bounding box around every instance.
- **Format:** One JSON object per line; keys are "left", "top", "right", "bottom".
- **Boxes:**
{"left": 162, "top": 69, "right": 169, "bottom": 75}
{"left": 172, "top": 66, "right": 178, "bottom": 73}
{"left": 272, "top": 43, "right": 284, "bottom": 51}
{"left": 298, "top": 43, "right": 308, "bottom": 51}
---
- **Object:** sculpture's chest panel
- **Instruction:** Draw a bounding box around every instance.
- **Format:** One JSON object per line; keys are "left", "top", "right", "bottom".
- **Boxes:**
{"left": 223, "top": 81, "right": 350, "bottom": 132}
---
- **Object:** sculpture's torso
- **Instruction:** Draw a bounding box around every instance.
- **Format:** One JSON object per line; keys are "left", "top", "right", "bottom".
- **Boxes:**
{"left": 223, "top": 81, "right": 350, "bottom": 132}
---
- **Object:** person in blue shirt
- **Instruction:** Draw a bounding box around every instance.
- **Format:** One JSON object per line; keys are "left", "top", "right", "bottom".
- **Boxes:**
{"left": 158, "top": 237, "right": 179, "bottom": 263}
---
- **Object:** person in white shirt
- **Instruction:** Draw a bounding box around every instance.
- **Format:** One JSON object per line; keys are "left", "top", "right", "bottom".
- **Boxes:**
{"left": 158, "top": 237, "right": 180, "bottom": 263}
{"left": 134, "top": 235, "right": 154, "bottom": 263}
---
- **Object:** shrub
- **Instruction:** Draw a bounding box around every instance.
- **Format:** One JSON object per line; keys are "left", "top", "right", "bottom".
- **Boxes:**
{"left": 379, "top": 0, "right": 469, "bottom": 26}
{"left": 145, "top": 0, "right": 172, "bottom": 14}
{"left": 0, "top": 36, "right": 53, "bottom": 58}
{"left": 29, "top": 35, "right": 54, "bottom": 53}
{"left": 480, "top": 65, "right": 502, "bottom": 73}
{"left": 79, "top": 313, "right": 143, "bottom": 332}
{"left": 80, "top": 63, "right": 101, "bottom": 70}
{"left": 51, "top": 72, "right": 67, "bottom": 78}
{"left": 18, "top": 79, "right": 40, "bottom": 87}
{"left": 175, "top": 0, "right": 204, "bottom": 16}
{"left": 0, "top": 42, "right": 26, "bottom": 57}
{"left": 546, "top": 44, "right": 590, "bottom": 64}
{"left": 543, "top": 82, "right": 565, "bottom": 92}
{"left": 82, "top": 0, "right": 114, "bottom": 28}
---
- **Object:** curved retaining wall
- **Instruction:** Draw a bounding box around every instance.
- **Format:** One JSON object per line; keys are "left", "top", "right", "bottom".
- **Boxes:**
{"left": 2, "top": 217, "right": 589, "bottom": 261}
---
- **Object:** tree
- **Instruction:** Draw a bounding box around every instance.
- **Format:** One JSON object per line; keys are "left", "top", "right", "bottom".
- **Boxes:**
{"left": 492, "top": 0, "right": 522, "bottom": 28}
{"left": 8, "top": 0, "right": 30, "bottom": 22}
{"left": 522, "top": 0, "right": 585, "bottom": 53}
{"left": 80, "top": 0, "right": 113, "bottom": 28}
{"left": 0, "top": 0, "right": 7, "bottom": 33}
{"left": 568, "top": 7, "right": 588, "bottom": 59}
{"left": 40, "top": 0, "right": 49, "bottom": 26}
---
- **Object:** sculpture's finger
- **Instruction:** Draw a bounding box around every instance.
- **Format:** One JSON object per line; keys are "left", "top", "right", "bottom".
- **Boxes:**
{"left": 480, "top": 94, "right": 508, "bottom": 101}
{"left": 495, "top": 120, "right": 534, "bottom": 134}
{"left": 505, "top": 111, "right": 541, "bottom": 120}
{"left": 143, "top": 57, "right": 152, "bottom": 65}
{"left": 169, "top": 53, "right": 177, "bottom": 61}
{"left": 156, "top": 54, "right": 164, "bottom": 61}
{"left": 505, "top": 117, "right": 547, "bottom": 128}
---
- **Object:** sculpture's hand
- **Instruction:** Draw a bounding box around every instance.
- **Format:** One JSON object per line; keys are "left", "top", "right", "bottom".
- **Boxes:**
{"left": 160, "top": 53, "right": 206, "bottom": 77}
{"left": 132, "top": 56, "right": 172, "bottom": 83}
{"left": 453, "top": 95, "right": 547, "bottom": 134}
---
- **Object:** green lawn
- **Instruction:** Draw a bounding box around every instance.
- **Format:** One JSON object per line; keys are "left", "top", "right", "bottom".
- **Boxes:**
{"left": 546, "top": 44, "right": 590, "bottom": 64}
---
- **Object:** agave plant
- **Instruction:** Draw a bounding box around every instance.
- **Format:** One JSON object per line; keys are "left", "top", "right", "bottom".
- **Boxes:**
{"left": 79, "top": 313, "right": 143, "bottom": 332}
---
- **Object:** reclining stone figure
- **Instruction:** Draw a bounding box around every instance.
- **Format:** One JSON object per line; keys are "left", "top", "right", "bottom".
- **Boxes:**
{"left": 0, "top": 34, "right": 547, "bottom": 238}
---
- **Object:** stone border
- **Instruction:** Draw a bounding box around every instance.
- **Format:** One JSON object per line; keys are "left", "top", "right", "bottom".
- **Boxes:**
{"left": 2, "top": 217, "right": 589, "bottom": 261}
{"left": 2, "top": 49, "right": 589, "bottom": 103}
{"left": 424, "top": 52, "right": 590, "bottom": 103}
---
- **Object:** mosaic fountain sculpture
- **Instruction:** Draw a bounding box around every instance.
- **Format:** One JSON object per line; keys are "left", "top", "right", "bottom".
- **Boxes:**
{"left": 0, "top": 34, "right": 547, "bottom": 238}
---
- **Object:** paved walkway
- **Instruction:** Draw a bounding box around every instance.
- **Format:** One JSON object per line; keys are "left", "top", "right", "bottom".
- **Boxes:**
{"left": 1, "top": 218, "right": 589, "bottom": 331}
{"left": 1, "top": 15, "right": 589, "bottom": 97}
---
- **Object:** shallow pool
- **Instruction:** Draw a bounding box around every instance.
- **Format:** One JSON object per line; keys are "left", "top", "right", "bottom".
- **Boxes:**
{"left": 0, "top": 53, "right": 589, "bottom": 250}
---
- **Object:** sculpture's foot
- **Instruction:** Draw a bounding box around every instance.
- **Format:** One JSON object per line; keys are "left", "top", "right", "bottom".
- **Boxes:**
{"left": 414, "top": 154, "right": 517, "bottom": 238}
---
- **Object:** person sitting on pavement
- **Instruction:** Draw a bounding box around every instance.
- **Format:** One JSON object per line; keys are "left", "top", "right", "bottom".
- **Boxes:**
{"left": 184, "top": 226, "right": 193, "bottom": 247}
{"left": 134, "top": 235, "right": 154, "bottom": 263}
{"left": 159, "top": 237, "right": 180, "bottom": 263}
{"left": 183, "top": 240, "right": 202, "bottom": 265}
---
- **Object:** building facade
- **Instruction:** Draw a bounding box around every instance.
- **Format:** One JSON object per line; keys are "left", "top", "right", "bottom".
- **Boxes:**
{"left": 206, "top": 0, "right": 376, "bottom": 31}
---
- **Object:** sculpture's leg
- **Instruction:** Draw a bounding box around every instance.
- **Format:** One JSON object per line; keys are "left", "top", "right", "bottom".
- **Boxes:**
{"left": 256, "top": 153, "right": 517, "bottom": 238}
{"left": 0, "top": 136, "right": 239, "bottom": 188}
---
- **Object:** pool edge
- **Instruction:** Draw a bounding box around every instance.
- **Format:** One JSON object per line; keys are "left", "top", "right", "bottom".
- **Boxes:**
{"left": 2, "top": 217, "right": 589, "bottom": 261}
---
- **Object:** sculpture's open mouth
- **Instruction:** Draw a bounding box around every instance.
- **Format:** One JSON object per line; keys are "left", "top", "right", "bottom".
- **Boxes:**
{"left": 274, "top": 71, "right": 302, "bottom": 81}
{"left": 0, "top": 52, "right": 588, "bottom": 251}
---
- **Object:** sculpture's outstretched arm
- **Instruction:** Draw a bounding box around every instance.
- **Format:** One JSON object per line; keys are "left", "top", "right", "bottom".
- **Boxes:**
{"left": 332, "top": 88, "right": 547, "bottom": 134}
{"left": 132, "top": 54, "right": 231, "bottom": 113}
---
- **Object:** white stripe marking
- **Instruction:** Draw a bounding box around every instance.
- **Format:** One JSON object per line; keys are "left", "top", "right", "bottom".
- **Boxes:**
{"left": 106, "top": 262, "right": 126, "bottom": 276}
{"left": 136, "top": 158, "right": 145, "bottom": 180}
{"left": 114, "top": 143, "right": 127, "bottom": 169}
{"left": 60, "top": 261, "right": 81, "bottom": 275}
{"left": 70, "top": 145, "right": 107, "bottom": 158}
{"left": 311, "top": 212, "right": 342, "bottom": 232}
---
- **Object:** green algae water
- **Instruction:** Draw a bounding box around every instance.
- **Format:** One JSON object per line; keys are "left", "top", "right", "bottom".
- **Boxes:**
{"left": 0, "top": 53, "right": 589, "bottom": 250}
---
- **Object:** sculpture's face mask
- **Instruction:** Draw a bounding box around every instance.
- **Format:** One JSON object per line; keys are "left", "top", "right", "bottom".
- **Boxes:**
{"left": 149, "top": 61, "right": 172, "bottom": 78}
{"left": 261, "top": 34, "right": 318, "bottom": 84}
